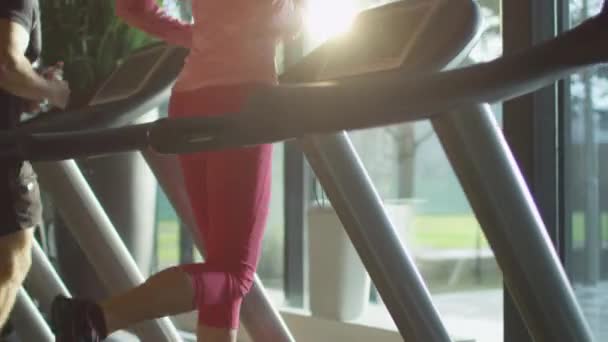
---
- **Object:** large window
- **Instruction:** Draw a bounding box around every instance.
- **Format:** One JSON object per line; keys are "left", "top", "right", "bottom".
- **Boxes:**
{"left": 564, "top": 0, "right": 608, "bottom": 340}
{"left": 349, "top": 2, "right": 502, "bottom": 342}
{"left": 283, "top": 1, "right": 504, "bottom": 341}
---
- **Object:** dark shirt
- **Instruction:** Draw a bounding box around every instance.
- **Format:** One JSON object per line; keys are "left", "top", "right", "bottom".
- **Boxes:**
{"left": 0, "top": 0, "right": 41, "bottom": 130}
{"left": 0, "top": 0, "right": 42, "bottom": 234}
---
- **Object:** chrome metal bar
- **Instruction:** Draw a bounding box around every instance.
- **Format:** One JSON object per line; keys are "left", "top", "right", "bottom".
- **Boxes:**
{"left": 300, "top": 133, "right": 450, "bottom": 341}
{"left": 432, "top": 104, "right": 593, "bottom": 342}
{"left": 33, "top": 160, "right": 182, "bottom": 342}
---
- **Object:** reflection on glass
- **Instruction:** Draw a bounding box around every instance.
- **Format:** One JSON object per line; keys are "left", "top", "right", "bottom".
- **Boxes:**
{"left": 566, "top": 0, "right": 608, "bottom": 340}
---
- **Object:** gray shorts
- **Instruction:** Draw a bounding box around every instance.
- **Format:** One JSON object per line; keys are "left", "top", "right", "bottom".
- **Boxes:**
{"left": 0, "top": 161, "right": 42, "bottom": 237}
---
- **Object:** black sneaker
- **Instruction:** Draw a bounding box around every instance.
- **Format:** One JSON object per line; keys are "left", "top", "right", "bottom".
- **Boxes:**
{"left": 51, "top": 295, "right": 106, "bottom": 342}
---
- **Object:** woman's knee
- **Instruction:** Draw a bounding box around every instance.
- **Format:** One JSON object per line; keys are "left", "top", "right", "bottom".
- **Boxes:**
{"left": 147, "top": 266, "right": 185, "bottom": 282}
{"left": 144, "top": 266, "right": 194, "bottom": 292}
{"left": 233, "top": 272, "right": 254, "bottom": 298}
{"left": 180, "top": 262, "right": 255, "bottom": 301}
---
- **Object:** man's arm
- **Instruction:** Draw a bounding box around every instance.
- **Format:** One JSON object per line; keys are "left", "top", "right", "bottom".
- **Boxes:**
{"left": 0, "top": 19, "right": 69, "bottom": 108}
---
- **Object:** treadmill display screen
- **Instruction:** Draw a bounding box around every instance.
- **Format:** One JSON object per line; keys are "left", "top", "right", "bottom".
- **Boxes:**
{"left": 317, "top": 0, "right": 439, "bottom": 80}
{"left": 90, "top": 45, "right": 172, "bottom": 106}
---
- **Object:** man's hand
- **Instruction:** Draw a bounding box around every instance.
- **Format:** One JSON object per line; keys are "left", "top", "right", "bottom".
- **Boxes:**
{"left": 23, "top": 62, "right": 70, "bottom": 112}
{"left": 46, "top": 78, "right": 70, "bottom": 109}
{"left": 41, "top": 61, "right": 63, "bottom": 80}
{"left": 42, "top": 62, "right": 69, "bottom": 110}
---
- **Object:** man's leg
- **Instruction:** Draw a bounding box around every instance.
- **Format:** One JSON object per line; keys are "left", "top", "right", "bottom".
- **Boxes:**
{"left": 0, "top": 228, "right": 34, "bottom": 329}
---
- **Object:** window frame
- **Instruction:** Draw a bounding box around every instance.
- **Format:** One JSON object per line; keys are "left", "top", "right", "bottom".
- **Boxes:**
{"left": 502, "top": 0, "right": 561, "bottom": 341}
{"left": 282, "top": 37, "right": 308, "bottom": 308}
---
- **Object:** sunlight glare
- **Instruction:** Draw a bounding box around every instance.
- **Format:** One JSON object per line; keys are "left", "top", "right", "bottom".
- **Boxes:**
{"left": 303, "top": 0, "right": 358, "bottom": 44}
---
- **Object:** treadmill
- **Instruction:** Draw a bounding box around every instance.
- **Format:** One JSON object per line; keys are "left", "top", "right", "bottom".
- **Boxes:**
{"left": 10, "top": 0, "right": 606, "bottom": 340}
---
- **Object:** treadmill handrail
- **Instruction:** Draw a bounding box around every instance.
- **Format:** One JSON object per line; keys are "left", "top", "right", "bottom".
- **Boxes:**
{"left": 20, "top": 45, "right": 187, "bottom": 133}
{"left": 0, "top": 14, "right": 606, "bottom": 161}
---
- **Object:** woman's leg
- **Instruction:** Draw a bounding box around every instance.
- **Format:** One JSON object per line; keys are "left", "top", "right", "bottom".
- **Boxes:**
{"left": 178, "top": 142, "right": 273, "bottom": 341}
{"left": 99, "top": 267, "right": 196, "bottom": 334}
{"left": 98, "top": 151, "right": 209, "bottom": 334}
{"left": 197, "top": 324, "right": 237, "bottom": 342}
{"left": 51, "top": 86, "right": 272, "bottom": 341}
{"left": 51, "top": 266, "right": 196, "bottom": 341}
{"left": 163, "top": 84, "right": 273, "bottom": 341}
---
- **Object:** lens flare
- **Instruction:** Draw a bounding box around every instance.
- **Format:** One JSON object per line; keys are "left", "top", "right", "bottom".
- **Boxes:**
{"left": 303, "top": 0, "right": 358, "bottom": 44}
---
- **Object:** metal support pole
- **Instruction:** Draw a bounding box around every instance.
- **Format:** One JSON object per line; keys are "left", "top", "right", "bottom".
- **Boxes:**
{"left": 12, "top": 289, "right": 54, "bottom": 342}
{"left": 431, "top": 104, "right": 593, "bottom": 342}
{"left": 24, "top": 241, "right": 139, "bottom": 341}
{"left": 142, "top": 151, "right": 295, "bottom": 342}
{"left": 23, "top": 240, "right": 70, "bottom": 314}
{"left": 299, "top": 133, "right": 451, "bottom": 342}
{"left": 33, "top": 160, "right": 182, "bottom": 342}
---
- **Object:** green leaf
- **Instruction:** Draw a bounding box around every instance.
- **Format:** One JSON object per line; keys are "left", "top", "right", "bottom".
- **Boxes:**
{"left": 40, "top": 0, "right": 159, "bottom": 107}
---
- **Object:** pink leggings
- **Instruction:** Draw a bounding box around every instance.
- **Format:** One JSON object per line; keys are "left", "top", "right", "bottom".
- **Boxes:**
{"left": 168, "top": 85, "right": 273, "bottom": 329}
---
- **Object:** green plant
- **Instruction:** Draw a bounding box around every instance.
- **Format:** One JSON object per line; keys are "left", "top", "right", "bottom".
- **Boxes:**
{"left": 40, "top": 1, "right": 160, "bottom": 107}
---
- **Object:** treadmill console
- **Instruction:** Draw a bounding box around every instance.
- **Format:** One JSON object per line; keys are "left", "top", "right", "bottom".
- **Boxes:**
{"left": 90, "top": 44, "right": 175, "bottom": 106}
{"left": 281, "top": 0, "right": 478, "bottom": 84}
{"left": 317, "top": 0, "right": 440, "bottom": 80}
{"left": 22, "top": 44, "right": 187, "bottom": 131}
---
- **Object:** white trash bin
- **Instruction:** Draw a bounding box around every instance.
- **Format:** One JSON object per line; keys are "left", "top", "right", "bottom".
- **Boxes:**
{"left": 308, "top": 203, "right": 371, "bottom": 321}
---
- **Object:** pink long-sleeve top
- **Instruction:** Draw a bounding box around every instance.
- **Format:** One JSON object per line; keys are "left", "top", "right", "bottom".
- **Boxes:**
{"left": 116, "top": 0, "right": 302, "bottom": 91}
